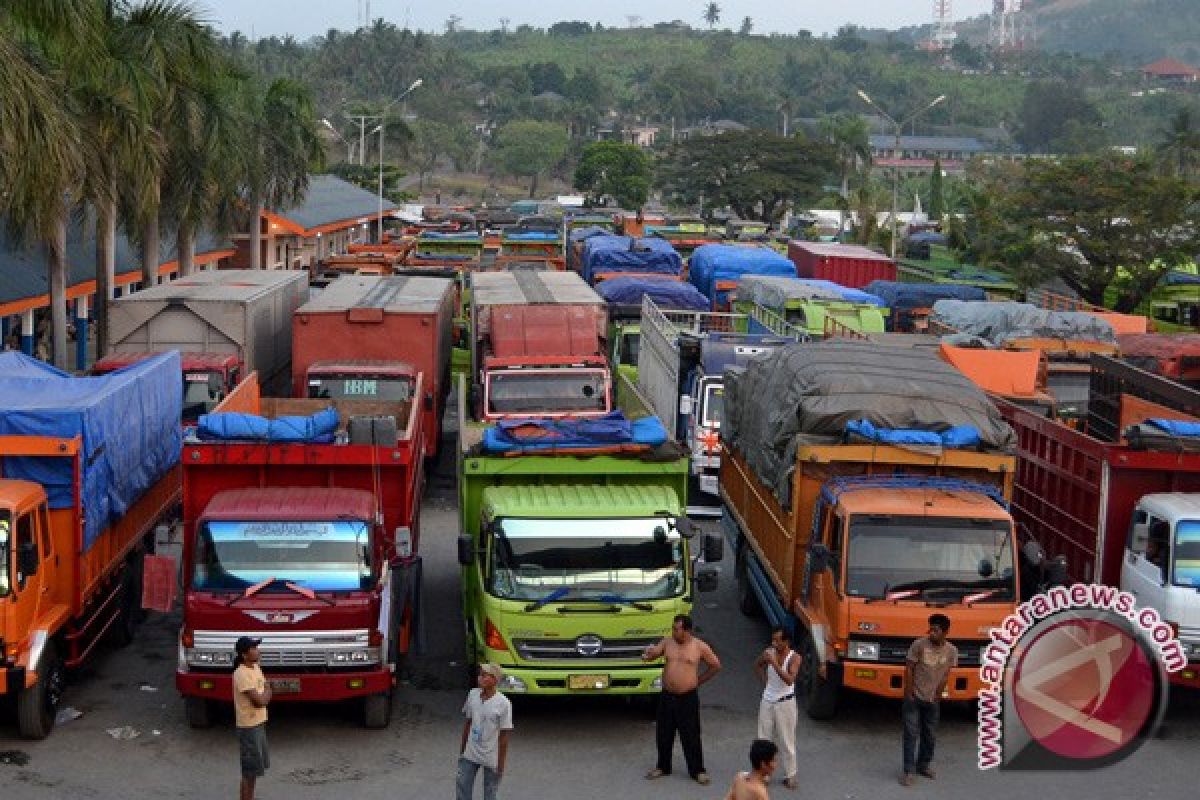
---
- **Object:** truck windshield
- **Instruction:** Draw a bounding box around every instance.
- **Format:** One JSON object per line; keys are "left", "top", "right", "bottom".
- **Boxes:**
{"left": 182, "top": 372, "right": 224, "bottom": 420}
{"left": 488, "top": 369, "right": 608, "bottom": 414}
{"left": 193, "top": 520, "right": 373, "bottom": 592}
{"left": 308, "top": 375, "right": 415, "bottom": 402}
{"left": 488, "top": 517, "right": 685, "bottom": 602}
{"left": 620, "top": 332, "right": 640, "bottom": 367}
{"left": 0, "top": 512, "right": 10, "bottom": 598}
{"left": 700, "top": 380, "right": 724, "bottom": 428}
{"left": 846, "top": 516, "right": 1014, "bottom": 600}
{"left": 1173, "top": 520, "right": 1200, "bottom": 588}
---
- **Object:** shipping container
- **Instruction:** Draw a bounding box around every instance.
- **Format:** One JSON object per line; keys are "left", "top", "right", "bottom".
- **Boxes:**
{"left": 787, "top": 242, "right": 896, "bottom": 289}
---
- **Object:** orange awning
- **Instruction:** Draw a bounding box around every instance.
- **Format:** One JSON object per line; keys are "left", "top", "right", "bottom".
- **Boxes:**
{"left": 940, "top": 344, "right": 1042, "bottom": 398}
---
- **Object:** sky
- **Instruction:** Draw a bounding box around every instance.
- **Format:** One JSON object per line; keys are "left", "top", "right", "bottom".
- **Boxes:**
{"left": 199, "top": 0, "right": 996, "bottom": 41}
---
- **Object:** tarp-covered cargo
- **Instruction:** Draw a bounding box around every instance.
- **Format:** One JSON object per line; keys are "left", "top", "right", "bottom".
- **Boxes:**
{"left": 568, "top": 225, "right": 613, "bottom": 243}
{"left": 480, "top": 411, "right": 668, "bottom": 453}
{"left": 724, "top": 340, "right": 1014, "bottom": 507}
{"left": 688, "top": 245, "right": 795, "bottom": 304}
{"left": 931, "top": 300, "right": 1116, "bottom": 346}
{"left": 865, "top": 281, "right": 985, "bottom": 311}
{"left": 0, "top": 351, "right": 70, "bottom": 379}
{"left": 580, "top": 235, "right": 682, "bottom": 283}
{"left": 0, "top": 352, "right": 182, "bottom": 549}
{"left": 791, "top": 279, "right": 885, "bottom": 307}
{"left": 596, "top": 277, "right": 709, "bottom": 310}
{"left": 736, "top": 275, "right": 843, "bottom": 306}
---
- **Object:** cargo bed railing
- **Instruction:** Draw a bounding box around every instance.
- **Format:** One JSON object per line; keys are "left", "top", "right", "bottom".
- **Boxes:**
{"left": 823, "top": 317, "right": 868, "bottom": 339}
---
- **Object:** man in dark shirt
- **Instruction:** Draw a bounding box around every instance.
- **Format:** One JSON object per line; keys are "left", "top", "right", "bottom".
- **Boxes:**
{"left": 900, "top": 614, "right": 957, "bottom": 787}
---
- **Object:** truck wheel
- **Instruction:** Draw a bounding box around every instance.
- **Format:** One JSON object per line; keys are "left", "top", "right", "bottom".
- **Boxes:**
{"left": 185, "top": 696, "right": 215, "bottom": 729}
{"left": 735, "top": 547, "right": 762, "bottom": 618}
{"left": 799, "top": 633, "right": 838, "bottom": 721}
{"left": 362, "top": 692, "right": 392, "bottom": 729}
{"left": 463, "top": 625, "right": 479, "bottom": 689}
{"left": 17, "top": 642, "right": 65, "bottom": 740}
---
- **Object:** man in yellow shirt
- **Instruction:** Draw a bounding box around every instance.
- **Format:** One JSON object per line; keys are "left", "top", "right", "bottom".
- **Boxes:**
{"left": 233, "top": 637, "right": 272, "bottom": 800}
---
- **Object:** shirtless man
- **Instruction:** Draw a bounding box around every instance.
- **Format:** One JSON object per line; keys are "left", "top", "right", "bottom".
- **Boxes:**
{"left": 725, "top": 739, "right": 778, "bottom": 800}
{"left": 642, "top": 614, "right": 722, "bottom": 786}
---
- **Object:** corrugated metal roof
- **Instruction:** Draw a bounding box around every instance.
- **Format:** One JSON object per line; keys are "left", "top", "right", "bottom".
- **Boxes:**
{"left": 114, "top": 269, "right": 307, "bottom": 303}
{"left": 481, "top": 484, "right": 681, "bottom": 519}
{"left": 471, "top": 270, "right": 604, "bottom": 306}
{"left": 868, "top": 134, "right": 988, "bottom": 153}
{"left": 202, "top": 487, "right": 376, "bottom": 521}
{"left": 296, "top": 275, "right": 454, "bottom": 315}
{"left": 273, "top": 174, "right": 398, "bottom": 231}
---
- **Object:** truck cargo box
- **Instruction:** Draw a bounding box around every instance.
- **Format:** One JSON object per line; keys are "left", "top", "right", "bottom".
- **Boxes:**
{"left": 787, "top": 242, "right": 896, "bottom": 289}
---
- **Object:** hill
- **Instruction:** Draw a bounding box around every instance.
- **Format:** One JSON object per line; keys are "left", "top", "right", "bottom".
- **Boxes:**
{"left": 1019, "top": 0, "right": 1198, "bottom": 64}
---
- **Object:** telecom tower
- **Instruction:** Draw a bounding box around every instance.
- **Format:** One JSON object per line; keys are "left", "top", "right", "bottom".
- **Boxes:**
{"left": 990, "top": 0, "right": 1030, "bottom": 50}
{"left": 930, "top": 0, "right": 957, "bottom": 50}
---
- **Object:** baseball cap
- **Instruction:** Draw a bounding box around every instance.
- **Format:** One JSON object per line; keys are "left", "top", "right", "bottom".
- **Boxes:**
{"left": 235, "top": 636, "right": 263, "bottom": 655}
{"left": 479, "top": 663, "right": 505, "bottom": 680}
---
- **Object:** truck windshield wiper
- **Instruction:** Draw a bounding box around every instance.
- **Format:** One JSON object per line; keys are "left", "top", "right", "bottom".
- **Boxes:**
{"left": 523, "top": 587, "right": 570, "bottom": 612}
{"left": 226, "top": 577, "right": 335, "bottom": 607}
{"left": 594, "top": 593, "right": 654, "bottom": 611}
{"left": 868, "top": 578, "right": 1010, "bottom": 603}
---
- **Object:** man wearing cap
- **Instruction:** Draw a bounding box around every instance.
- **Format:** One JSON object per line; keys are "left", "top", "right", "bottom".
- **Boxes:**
{"left": 457, "top": 663, "right": 514, "bottom": 800}
{"left": 233, "top": 636, "right": 271, "bottom": 800}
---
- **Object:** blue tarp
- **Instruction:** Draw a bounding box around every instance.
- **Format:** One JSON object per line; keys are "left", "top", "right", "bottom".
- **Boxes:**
{"left": 580, "top": 235, "right": 683, "bottom": 283}
{"left": 197, "top": 407, "right": 340, "bottom": 443}
{"left": 481, "top": 411, "right": 668, "bottom": 453}
{"left": 845, "top": 419, "right": 982, "bottom": 449}
{"left": 569, "top": 225, "right": 613, "bottom": 243}
{"left": 907, "top": 232, "right": 948, "bottom": 245}
{"left": 688, "top": 245, "right": 795, "bottom": 307}
{"left": 788, "top": 279, "right": 886, "bottom": 307}
{"left": 1147, "top": 419, "right": 1200, "bottom": 437}
{"left": 504, "top": 231, "right": 560, "bottom": 242}
{"left": 1164, "top": 271, "right": 1200, "bottom": 286}
{"left": 0, "top": 352, "right": 181, "bottom": 551}
{"left": 865, "top": 281, "right": 985, "bottom": 311}
{"left": 596, "top": 277, "right": 709, "bottom": 311}
{"left": 0, "top": 351, "right": 70, "bottom": 379}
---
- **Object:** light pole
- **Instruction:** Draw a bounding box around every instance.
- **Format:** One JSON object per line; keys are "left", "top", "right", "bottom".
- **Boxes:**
{"left": 855, "top": 89, "right": 946, "bottom": 260}
{"left": 371, "top": 124, "right": 385, "bottom": 243}
{"left": 321, "top": 118, "right": 355, "bottom": 162}
{"left": 345, "top": 79, "right": 425, "bottom": 167}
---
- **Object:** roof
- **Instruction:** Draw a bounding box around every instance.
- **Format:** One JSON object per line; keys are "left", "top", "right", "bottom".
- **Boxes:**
{"left": 789, "top": 242, "right": 894, "bottom": 263}
{"left": 1139, "top": 494, "right": 1200, "bottom": 522}
{"left": 202, "top": 487, "right": 376, "bottom": 522}
{"left": 93, "top": 352, "right": 236, "bottom": 372}
{"left": 481, "top": 484, "right": 681, "bottom": 519}
{"left": 296, "top": 275, "right": 454, "bottom": 315}
{"left": 1142, "top": 58, "right": 1200, "bottom": 77}
{"left": 836, "top": 487, "right": 1009, "bottom": 519}
{"left": 471, "top": 270, "right": 603, "bottom": 307}
{"left": 868, "top": 135, "right": 988, "bottom": 153}
{"left": 113, "top": 269, "right": 306, "bottom": 303}
{"left": 271, "top": 174, "right": 399, "bottom": 233}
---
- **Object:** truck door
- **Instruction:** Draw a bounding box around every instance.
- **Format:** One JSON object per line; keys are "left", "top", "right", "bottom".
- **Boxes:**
{"left": 1123, "top": 509, "right": 1169, "bottom": 611}
{"left": 8, "top": 509, "right": 44, "bottom": 650}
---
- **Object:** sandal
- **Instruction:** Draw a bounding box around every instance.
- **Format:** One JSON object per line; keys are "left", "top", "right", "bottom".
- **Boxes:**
{"left": 645, "top": 768, "right": 668, "bottom": 780}
{"left": 917, "top": 766, "right": 936, "bottom": 780}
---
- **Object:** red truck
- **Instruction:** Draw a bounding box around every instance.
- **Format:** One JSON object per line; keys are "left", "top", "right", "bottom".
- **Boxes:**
{"left": 176, "top": 371, "right": 425, "bottom": 729}
{"left": 787, "top": 242, "right": 896, "bottom": 289}
{"left": 468, "top": 270, "right": 611, "bottom": 420}
{"left": 1118, "top": 334, "right": 1200, "bottom": 389}
{"left": 292, "top": 275, "right": 455, "bottom": 455}
{"left": 93, "top": 352, "right": 239, "bottom": 424}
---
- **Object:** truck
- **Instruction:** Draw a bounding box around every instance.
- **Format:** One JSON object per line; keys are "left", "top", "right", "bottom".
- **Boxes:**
{"left": 176, "top": 371, "right": 425, "bottom": 728}
{"left": 291, "top": 275, "right": 456, "bottom": 456}
{"left": 455, "top": 371, "right": 723, "bottom": 697}
{"left": 1117, "top": 334, "right": 1200, "bottom": 389}
{"left": 688, "top": 244, "right": 796, "bottom": 312}
{"left": 996, "top": 360, "right": 1200, "bottom": 690}
{"left": 733, "top": 275, "right": 887, "bottom": 338}
{"left": 405, "top": 230, "right": 484, "bottom": 271}
{"left": 720, "top": 339, "right": 1021, "bottom": 719}
{"left": 468, "top": 271, "right": 611, "bottom": 421}
{"left": 596, "top": 278, "right": 711, "bottom": 384}
{"left": 579, "top": 235, "right": 683, "bottom": 286}
{"left": 0, "top": 352, "right": 182, "bottom": 738}
{"left": 863, "top": 281, "right": 986, "bottom": 333}
{"left": 95, "top": 269, "right": 309, "bottom": 420}
{"left": 787, "top": 242, "right": 896, "bottom": 289}
{"left": 637, "top": 297, "right": 804, "bottom": 515}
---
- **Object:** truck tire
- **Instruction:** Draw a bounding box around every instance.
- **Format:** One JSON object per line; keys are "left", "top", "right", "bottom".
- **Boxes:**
{"left": 735, "top": 546, "right": 762, "bottom": 618}
{"left": 17, "top": 641, "right": 65, "bottom": 740}
{"left": 463, "top": 624, "right": 479, "bottom": 689}
{"left": 362, "top": 691, "right": 392, "bottom": 729}
{"left": 799, "top": 633, "right": 838, "bottom": 721}
{"left": 185, "top": 696, "right": 215, "bottom": 729}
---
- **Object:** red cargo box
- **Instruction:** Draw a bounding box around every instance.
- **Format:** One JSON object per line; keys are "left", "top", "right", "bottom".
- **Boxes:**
{"left": 787, "top": 241, "right": 896, "bottom": 289}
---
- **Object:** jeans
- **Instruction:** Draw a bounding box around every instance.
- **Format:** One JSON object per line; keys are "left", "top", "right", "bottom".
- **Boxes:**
{"left": 656, "top": 689, "right": 705, "bottom": 778}
{"left": 456, "top": 756, "right": 500, "bottom": 800}
{"left": 902, "top": 698, "right": 939, "bottom": 774}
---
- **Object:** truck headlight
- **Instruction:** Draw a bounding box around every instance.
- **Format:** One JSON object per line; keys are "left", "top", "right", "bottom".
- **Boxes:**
{"left": 498, "top": 675, "right": 527, "bottom": 692}
{"left": 187, "top": 650, "right": 233, "bottom": 666}
{"left": 848, "top": 641, "right": 880, "bottom": 661}
{"left": 651, "top": 675, "right": 663, "bottom": 691}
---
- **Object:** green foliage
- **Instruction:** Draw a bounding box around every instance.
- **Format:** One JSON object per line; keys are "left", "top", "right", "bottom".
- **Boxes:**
{"left": 573, "top": 141, "right": 651, "bottom": 209}
{"left": 1160, "top": 109, "right": 1200, "bottom": 180}
{"left": 408, "top": 119, "right": 472, "bottom": 188}
{"left": 1017, "top": 80, "right": 1102, "bottom": 154}
{"left": 1030, "top": 0, "right": 1200, "bottom": 63}
{"left": 494, "top": 119, "right": 569, "bottom": 197}
{"left": 929, "top": 157, "right": 945, "bottom": 221}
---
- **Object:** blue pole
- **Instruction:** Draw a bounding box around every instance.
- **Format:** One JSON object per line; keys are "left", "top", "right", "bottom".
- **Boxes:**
{"left": 74, "top": 296, "right": 89, "bottom": 372}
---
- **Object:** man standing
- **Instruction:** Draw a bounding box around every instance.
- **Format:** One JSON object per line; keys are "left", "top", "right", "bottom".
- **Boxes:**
{"left": 755, "top": 626, "right": 800, "bottom": 790}
{"left": 900, "top": 614, "right": 957, "bottom": 787}
{"left": 232, "top": 636, "right": 271, "bottom": 800}
{"left": 724, "top": 739, "right": 779, "bottom": 800}
{"left": 643, "top": 614, "right": 722, "bottom": 786}
{"left": 457, "top": 663, "right": 513, "bottom": 800}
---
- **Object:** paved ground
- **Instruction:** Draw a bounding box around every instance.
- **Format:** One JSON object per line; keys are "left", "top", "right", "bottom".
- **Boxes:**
{"left": 3, "top": 453, "right": 1200, "bottom": 798}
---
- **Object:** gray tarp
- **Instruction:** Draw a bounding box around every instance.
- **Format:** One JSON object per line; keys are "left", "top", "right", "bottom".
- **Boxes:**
{"left": 736, "top": 275, "right": 842, "bottom": 307}
{"left": 724, "top": 340, "right": 1015, "bottom": 508}
{"left": 930, "top": 300, "right": 1116, "bottom": 346}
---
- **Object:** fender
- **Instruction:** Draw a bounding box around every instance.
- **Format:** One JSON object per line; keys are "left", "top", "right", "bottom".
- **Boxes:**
{"left": 792, "top": 604, "right": 833, "bottom": 677}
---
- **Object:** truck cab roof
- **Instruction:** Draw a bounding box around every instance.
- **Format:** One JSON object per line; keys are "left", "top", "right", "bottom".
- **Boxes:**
{"left": 482, "top": 484, "right": 681, "bottom": 520}
{"left": 94, "top": 352, "right": 236, "bottom": 372}
{"left": 1138, "top": 493, "right": 1200, "bottom": 525}
{"left": 307, "top": 360, "right": 417, "bottom": 377}
{"left": 837, "top": 487, "right": 1009, "bottom": 520}
{"left": 201, "top": 487, "right": 376, "bottom": 522}
{"left": 0, "top": 480, "right": 47, "bottom": 513}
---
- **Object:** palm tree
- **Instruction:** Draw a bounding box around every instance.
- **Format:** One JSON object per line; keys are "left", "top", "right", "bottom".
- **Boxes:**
{"left": 1160, "top": 109, "right": 1200, "bottom": 181}
{"left": 703, "top": 2, "right": 721, "bottom": 29}
{"left": 820, "top": 113, "right": 872, "bottom": 242}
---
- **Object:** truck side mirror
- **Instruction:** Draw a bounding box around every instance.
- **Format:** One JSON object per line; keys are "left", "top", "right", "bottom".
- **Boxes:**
{"left": 457, "top": 535, "right": 475, "bottom": 567}
{"left": 695, "top": 565, "right": 719, "bottom": 593}
{"left": 702, "top": 532, "right": 723, "bottom": 563}
{"left": 1130, "top": 523, "right": 1149, "bottom": 553}
{"left": 808, "top": 543, "right": 833, "bottom": 574}
{"left": 678, "top": 395, "right": 693, "bottom": 416}
{"left": 17, "top": 540, "right": 38, "bottom": 581}
{"left": 1021, "top": 539, "right": 1045, "bottom": 568}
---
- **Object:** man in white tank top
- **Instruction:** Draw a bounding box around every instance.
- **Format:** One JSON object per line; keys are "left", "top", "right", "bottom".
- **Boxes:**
{"left": 755, "top": 627, "right": 800, "bottom": 790}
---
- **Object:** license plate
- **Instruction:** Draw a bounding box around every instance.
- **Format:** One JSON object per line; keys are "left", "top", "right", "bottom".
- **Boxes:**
{"left": 699, "top": 475, "right": 718, "bottom": 495}
{"left": 568, "top": 674, "right": 610, "bottom": 690}
{"left": 269, "top": 678, "right": 300, "bottom": 694}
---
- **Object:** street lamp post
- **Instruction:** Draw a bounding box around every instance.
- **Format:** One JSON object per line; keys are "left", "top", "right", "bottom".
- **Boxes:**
{"left": 371, "top": 123, "right": 385, "bottom": 243}
{"left": 855, "top": 90, "right": 946, "bottom": 261}
{"left": 321, "top": 118, "right": 354, "bottom": 162}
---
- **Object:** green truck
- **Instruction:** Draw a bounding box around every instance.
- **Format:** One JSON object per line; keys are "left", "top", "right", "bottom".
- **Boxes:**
{"left": 733, "top": 275, "right": 887, "bottom": 337}
{"left": 455, "top": 375, "right": 721, "bottom": 695}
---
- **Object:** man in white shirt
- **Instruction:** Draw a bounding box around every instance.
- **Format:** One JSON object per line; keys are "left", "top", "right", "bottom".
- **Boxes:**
{"left": 755, "top": 626, "right": 800, "bottom": 790}
{"left": 457, "top": 663, "right": 514, "bottom": 800}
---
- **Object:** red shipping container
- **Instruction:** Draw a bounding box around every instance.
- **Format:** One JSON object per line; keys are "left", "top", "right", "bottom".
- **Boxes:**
{"left": 142, "top": 554, "right": 178, "bottom": 613}
{"left": 787, "top": 241, "right": 896, "bottom": 289}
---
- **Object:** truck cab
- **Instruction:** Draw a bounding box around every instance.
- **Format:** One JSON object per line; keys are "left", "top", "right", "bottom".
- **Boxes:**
{"left": 0, "top": 485, "right": 59, "bottom": 705}
{"left": 93, "top": 352, "right": 240, "bottom": 424}
{"left": 1123, "top": 494, "right": 1200, "bottom": 663}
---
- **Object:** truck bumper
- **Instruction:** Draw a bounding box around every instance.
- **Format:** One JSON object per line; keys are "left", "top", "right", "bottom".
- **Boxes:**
{"left": 176, "top": 669, "right": 392, "bottom": 703}
{"left": 1170, "top": 664, "right": 1200, "bottom": 689}
{"left": 492, "top": 665, "right": 665, "bottom": 696}
{"left": 840, "top": 662, "right": 982, "bottom": 701}
{"left": 0, "top": 666, "right": 28, "bottom": 697}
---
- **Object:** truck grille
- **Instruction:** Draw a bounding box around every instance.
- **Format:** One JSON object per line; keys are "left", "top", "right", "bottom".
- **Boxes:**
{"left": 1178, "top": 625, "right": 1200, "bottom": 661}
{"left": 514, "top": 636, "right": 660, "bottom": 662}
{"left": 856, "top": 637, "right": 983, "bottom": 668}
{"left": 190, "top": 629, "right": 372, "bottom": 669}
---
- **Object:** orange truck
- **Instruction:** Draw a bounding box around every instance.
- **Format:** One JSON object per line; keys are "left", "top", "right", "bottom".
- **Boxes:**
{"left": 0, "top": 352, "right": 181, "bottom": 738}
{"left": 719, "top": 340, "right": 1020, "bottom": 718}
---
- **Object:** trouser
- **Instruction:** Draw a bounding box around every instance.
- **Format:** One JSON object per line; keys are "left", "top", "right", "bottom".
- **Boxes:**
{"left": 902, "top": 698, "right": 939, "bottom": 774}
{"left": 456, "top": 756, "right": 500, "bottom": 800}
{"left": 757, "top": 696, "right": 798, "bottom": 779}
{"left": 656, "top": 689, "right": 705, "bottom": 777}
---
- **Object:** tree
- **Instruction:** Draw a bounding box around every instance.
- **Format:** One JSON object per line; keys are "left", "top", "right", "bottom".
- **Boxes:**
{"left": 659, "top": 130, "right": 838, "bottom": 223}
{"left": 739, "top": 17, "right": 753, "bottom": 35}
{"left": 1016, "top": 81, "right": 1101, "bottom": 154}
{"left": 819, "top": 114, "right": 871, "bottom": 239}
{"left": 1160, "top": 108, "right": 1200, "bottom": 181}
{"left": 408, "top": 119, "right": 471, "bottom": 189}
{"left": 573, "top": 141, "right": 652, "bottom": 209}
{"left": 703, "top": 2, "right": 720, "bottom": 29}
{"left": 494, "top": 120, "right": 569, "bottom": 197}
{"left": 929, "top": 157, "right": 945, "bottom": 221}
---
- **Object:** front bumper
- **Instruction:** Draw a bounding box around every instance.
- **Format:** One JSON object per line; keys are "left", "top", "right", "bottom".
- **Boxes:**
{"left": 0, "top": 666, "right": 28, "bottom": 697}
{"left": 176, "top": 668, "right": 392, "bottom": 703}
{"left": 492, "top": 664, "right": 664, "bottom": 696}
{"left": 840, "top": 662, "right": 982, "bottom": 701}
{"left": 1169, "top": 662, "right": 1200, "bottom": 689}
